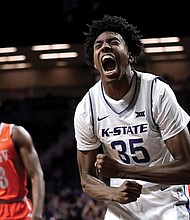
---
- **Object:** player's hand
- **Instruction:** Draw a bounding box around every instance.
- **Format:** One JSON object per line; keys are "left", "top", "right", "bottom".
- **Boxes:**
{"left": 110, "top": 180, "right": 142, "bottom": 204}
{"left": 95, "top": 154, "right": 121, "bottom": 178}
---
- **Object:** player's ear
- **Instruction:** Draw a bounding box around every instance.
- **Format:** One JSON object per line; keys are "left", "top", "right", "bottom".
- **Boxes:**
{"left": 128, "top": 52, "right": 134, "bottom": 63}
{"left": 94, "top": 63, "right": 97, "bottom": 69}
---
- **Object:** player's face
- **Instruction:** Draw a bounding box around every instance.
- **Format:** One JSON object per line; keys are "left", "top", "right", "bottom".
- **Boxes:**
{"left": 93, "top": 31, "right": 131, "bottom": 83}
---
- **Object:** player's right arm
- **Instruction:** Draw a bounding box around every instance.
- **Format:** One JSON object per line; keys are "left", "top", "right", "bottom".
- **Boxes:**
{"left": 77, "top": 148, "right": 142, "bottom": 204}
{"left": 74, "top": 94, "right": 142, "bottom": 203}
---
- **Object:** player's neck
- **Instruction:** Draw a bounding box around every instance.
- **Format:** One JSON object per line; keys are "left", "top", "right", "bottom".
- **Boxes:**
{"left": 103, "top": 71, "right": 135, "bottom": 100}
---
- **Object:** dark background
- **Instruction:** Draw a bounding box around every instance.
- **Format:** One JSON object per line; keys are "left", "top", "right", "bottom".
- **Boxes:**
{"left": 0, "top": 1, "right": 189, "bottom": 47}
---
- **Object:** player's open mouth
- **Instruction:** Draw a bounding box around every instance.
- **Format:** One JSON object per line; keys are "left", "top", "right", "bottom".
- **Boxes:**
{"left": 102, "top": 55, "right": 116, "bottom": 73}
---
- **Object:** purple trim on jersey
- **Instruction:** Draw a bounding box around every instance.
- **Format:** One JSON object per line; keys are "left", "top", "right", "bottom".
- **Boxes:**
{"left": 150, "top": 78, "right": 159, "bottom": 130}
{"left": 150, "top": 76, "right": 169, "bottom": 131}
{"left": 88, "top": 92, "right": 95, "bottom": 135}
{"left": 183, "top": 185, "right": 190, "bottom": 217}
{"left": 100, "top": 71, "right": 139, "bottom": 115}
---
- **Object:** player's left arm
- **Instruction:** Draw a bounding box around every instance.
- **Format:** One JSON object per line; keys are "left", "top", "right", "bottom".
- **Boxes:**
{"left": 12, "top": 125, "right": 45, "bottom": 220}
{"left": 163, "top": 126, "right": 190, "bottom": 182}
{"left": 96, "top": 126, "right": 190, "bottom": 185}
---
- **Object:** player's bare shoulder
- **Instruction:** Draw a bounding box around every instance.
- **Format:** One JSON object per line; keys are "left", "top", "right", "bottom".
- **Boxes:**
{"left": 12, "top": 125, "right": 33, "bottom": 146}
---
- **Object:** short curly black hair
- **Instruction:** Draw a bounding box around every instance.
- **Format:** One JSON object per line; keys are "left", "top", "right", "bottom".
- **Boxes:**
{"left": 83, "top": 14, "right": 144, "bottom": 67}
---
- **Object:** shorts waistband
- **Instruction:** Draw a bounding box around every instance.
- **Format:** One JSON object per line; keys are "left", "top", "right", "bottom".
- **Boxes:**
{"left": 0, "top": 196, "right": 27, "bottom": 204}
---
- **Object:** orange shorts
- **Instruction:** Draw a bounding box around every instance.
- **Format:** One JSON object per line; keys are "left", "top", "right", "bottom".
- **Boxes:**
{"left": 0, "top": 197, "right": 33, "bottom": 220}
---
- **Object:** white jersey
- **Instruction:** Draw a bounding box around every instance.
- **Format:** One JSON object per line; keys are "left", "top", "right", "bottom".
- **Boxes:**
{"left": 74, "top": 70, "right": 190, "bottom": 220}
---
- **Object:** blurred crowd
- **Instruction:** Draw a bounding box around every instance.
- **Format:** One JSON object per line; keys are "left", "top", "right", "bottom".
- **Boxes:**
{"left": 0, "top": 94, "right": 107, "bottom": 219}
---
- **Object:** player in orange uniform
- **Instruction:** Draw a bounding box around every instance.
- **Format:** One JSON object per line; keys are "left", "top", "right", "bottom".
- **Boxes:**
{"left": 0, "top": 122, "right": 45, "bottom": 220}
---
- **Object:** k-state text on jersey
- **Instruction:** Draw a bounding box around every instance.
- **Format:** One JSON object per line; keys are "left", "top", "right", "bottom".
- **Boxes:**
{"left": 101, "top": 123, "right": 148, "bottom": 137}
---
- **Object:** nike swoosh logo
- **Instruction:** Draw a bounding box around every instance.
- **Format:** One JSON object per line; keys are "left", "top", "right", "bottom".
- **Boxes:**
{"left": 160, "top": 186, "right": 169, "bottom": 191}
{"left": 97, "top": 115, "right": 109, "bottom": 121}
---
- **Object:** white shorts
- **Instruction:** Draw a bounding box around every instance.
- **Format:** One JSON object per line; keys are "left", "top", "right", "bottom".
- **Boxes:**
{"left": 104, "top": 185, "right": 190, "bottom": 220}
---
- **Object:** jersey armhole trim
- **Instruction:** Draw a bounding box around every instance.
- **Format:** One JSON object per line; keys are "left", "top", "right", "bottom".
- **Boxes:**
{"left": 146, "top": 77, "right": 160, "bottom": 132}
{"left": 88, "top": 91, "right": 95, "bottom": 135}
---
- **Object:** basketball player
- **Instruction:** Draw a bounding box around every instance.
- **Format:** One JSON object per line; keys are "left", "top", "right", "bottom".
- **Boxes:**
{"left": 74, "top": 15, "right": 190, "bottom": 219}
{"left": 0, "top": 122, "right": 45, "bottom": 220}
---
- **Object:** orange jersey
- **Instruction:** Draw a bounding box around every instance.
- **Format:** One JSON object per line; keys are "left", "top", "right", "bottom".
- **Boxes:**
{"left": 0, "top": 123, "right": 28, "bottom": 200}
{"left": 0, "top": 123, "right": 33, "bottom": 219}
